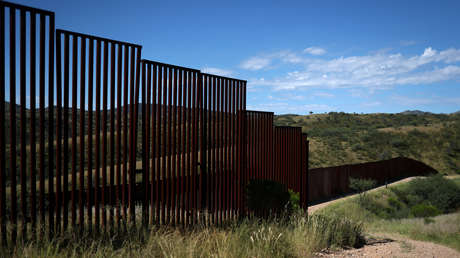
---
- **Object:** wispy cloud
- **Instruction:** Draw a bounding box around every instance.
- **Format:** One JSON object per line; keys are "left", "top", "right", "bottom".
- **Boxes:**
{"left": 202, "top": 67, "right": 233, "bottom": 77}
{"left": 246, "top": 47, "right": 460, "bottom": 90}
{"left": 303, "top": 46, "right": 326, "bottom": 55}
{"left": 240, "top": 56, "right": 272, "bottom": 70}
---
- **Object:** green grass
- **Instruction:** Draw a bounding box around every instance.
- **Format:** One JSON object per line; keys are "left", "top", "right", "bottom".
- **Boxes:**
{"left": 275, "top": 112, "right": 460, "bottom": 174}
{"left": 0, "top": 210, "right": 364, "bottom": 257}
{"left": 317, "top": 176, "right": 460, "bottom": 251}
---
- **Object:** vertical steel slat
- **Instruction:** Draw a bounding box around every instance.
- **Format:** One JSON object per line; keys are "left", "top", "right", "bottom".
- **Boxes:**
{"left": 122, "top": 45, "right": 128, "bottom": 221}
{"left": 87, "top": 39, "right": 94, "bottom": 230}
{"left": 152, "top": 65, "right": 159, "bottom": 224}
{"left": 28, "top": 10, "right": 37, "bottom": 233}
{"left": 55, "top": 30, "right": 62, "bottom": 233}
{"left": 226, "top": 79, "right": 231, "bottom": 220}
{"left": 161, "top": 65, "right": 167, "bottom": 225}
{"left": 62, "top": 33, "right": 70, "bottom": 230}
{"left": 204, "top": 75, "right": 210, "bottom": 224}
{"left": 71, "top": 35, "right": 77, "bottom": 228}
{"left": 0, "top": 4, "right": 5, "bottom": 244}
{"left": 157, "top": 65, "right": 163, "bottom": 225}
{"left": 48, "top": 13, "right": 55, "bottom": 237}
{"left": 133, "top": 47, "right": 142, "bottom": 225}
{"left": 145, "top": 63, "right": 152, "bottom": 225}
{"left": 128, "top": 46, "right": 136, "bottom": 225}
{"left": 198, "top": 73, "right": 203, "bottom": 224}
{"left": 140, "top": 61, "right": 147, "bottom": 225}
{"left": 218, "top": 78, "right": 223, "bottom": 225}
{"left": 212, "top": 77, "right": 217, "bottom": 224}
{"left": 116, "top": 44, "right": 122, "bottom": 227}
{"left": 166, "top": 67, "right": 171, "bottom": 224}
{"left": 109, "top": 42, "right": 116, "bottom": 227}
{"left": 193, "top": 72, "right": 199, "bottom": 225}
{"left": 231, "top": 80, "right": 236, "bottom": 218}
{"left": 19, "top": 9, "right": 27, "bottom": 239}
{"left": 175, "top": 69, "right": 181, "bottom": 225}
{"left": 95, "top": 39, "right": 101, "bottom": 230}
{"left": 223, "top": 79, "right": 228, "bottom": 221}
{"left": 10, "top": 7, "right": 17, "bottom": 242}
{"left": 79, "top": 37, "right": 86, "bottom": 232}
{"left": 102, "top": 41, "right": 109, "bottom": 228}
{"left": 179, "top": 70, "right": 185, "bottom": 226}
{"left": 189, "top": 69, "right": 194, "bottom": 225}
{"left": 167, "top": 67, "right": 172, "bottom": 224}
{"left": 172, "top": 68, "right": 177, "bottom": 225}
{"left": 142, "top": 62, "right": 149, "bottom": 225}
{"left": 186, "top": 71, "right": 192, "bottom": 226}
{"left": 37, "top": 11, "right": 45, "bottom": 231}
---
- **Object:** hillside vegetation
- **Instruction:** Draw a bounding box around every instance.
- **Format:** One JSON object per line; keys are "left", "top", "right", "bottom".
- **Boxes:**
{"left": 274, "top": 112, "right": 460, "bottom": 174}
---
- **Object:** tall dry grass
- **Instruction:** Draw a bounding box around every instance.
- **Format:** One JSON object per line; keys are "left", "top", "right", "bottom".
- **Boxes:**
{"left": 0, "top": 210, "right": 364, "bottom": 257}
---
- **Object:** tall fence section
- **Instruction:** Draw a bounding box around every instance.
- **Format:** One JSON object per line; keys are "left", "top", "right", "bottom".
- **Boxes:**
{"left": 0, "top": 1, "right": 309, "bottom": 243}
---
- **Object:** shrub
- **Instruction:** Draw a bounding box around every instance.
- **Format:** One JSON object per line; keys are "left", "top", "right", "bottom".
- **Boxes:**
{"left": 410, "top": 204, "right": 441, "bottom": 218}
{"left": 246, "top": 179, "right": 291, "bottom": 217}
{"left": 405, "top": 174, "right": 460, "bottom": 213}
{"left": 288, "top": 189, "right": 300, "bottom": 211}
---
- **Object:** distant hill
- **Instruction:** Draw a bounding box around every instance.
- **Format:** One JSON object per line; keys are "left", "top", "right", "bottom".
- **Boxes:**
{"left": 399, "top": 110, "right": 432, "bottom": 115}
{"left": 274, "top": 112, "right": 460, "bottom": 175}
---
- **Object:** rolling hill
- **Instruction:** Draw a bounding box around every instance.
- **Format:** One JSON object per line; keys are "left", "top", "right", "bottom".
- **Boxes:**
{"left": 274, "top": 111, "right": 460, "bottom": 175}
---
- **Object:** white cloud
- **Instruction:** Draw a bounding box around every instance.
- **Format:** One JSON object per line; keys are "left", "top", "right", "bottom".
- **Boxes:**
{"left": 240, "top": 56, "right": 272, "bottom": 70}
{"left": 303, "top": 46, "right": 326, "bottom": 55}
{"left": 201, "top": 67, "right": 233, "bottom": 77}
{"left": 246, "top": 47, "right": 460, "bottom": 91}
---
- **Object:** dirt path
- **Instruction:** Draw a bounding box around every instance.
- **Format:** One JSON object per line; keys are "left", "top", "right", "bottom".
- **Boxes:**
{"left": 314, "top": 233, "right": 460, "bottom": 257}
{"left": 309, "top": 175, "right": 460, "bottom": 258}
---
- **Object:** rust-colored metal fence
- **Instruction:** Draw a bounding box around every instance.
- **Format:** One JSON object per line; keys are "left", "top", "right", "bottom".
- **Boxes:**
{"left": 308, "top": 157, "right": 437, "bottom": 204}
{"left": 54, "top": 29, "right": 142, "bottom": 232}
{"left": 0, "top": 1, "right": 55, "bottom": 243}
{"left": 0, "top": 1, "right": 309, "bottom": 244}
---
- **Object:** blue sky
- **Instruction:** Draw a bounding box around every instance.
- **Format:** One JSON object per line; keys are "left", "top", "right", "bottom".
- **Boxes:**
{"left": 9, "top": 0, "right": 460, "bottom": 114}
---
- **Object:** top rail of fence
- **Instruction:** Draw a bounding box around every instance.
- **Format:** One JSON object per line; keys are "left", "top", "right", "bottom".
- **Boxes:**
{"left": 1, "top": 1, "right": 54, "bottom": 16}
{"left": 56, "top": 29, "right": 142, "bottom": 48}
{"left": 201, "top": 72, "right": 247, "bottom": 83}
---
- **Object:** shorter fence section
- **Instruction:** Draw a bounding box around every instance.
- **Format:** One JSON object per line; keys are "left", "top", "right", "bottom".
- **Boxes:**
{"left": 308, "top": 157, "right": 437, "bottom": 204}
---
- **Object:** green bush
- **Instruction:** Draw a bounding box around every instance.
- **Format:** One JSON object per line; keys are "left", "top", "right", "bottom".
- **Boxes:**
{"left": 246, "top": 179, "right": 291, "bottom": 217}
{"left": 288, "top": 189, "right": 300, "bottom": 211}
{"left": 410, "top": 204, "right": 441, "bottom": 218}
{"left": 405, "top": 174, "right": 460, "bottom": 213}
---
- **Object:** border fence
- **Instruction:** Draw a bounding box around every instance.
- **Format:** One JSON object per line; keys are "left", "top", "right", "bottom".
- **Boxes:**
{"left": 0, "top": 1, "right": 309, "bottom": 244}
{"left": 308, "top": 157, "right": 437, "bottom": 204}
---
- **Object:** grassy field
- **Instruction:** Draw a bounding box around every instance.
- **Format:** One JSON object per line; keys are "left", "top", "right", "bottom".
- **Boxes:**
{"left": 316, "top": 176, "right": 460, "bottom": 251}
{"left": 0, "top": 210, "right": 365, "bottom": 257}
{"left": 274, "top": 111, "right": 460, "bottom": 174}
